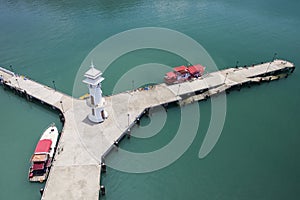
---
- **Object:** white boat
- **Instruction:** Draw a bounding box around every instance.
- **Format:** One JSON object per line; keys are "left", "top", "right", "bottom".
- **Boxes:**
{"left": 28, "top": 123, "right": 58, "bottom": 182}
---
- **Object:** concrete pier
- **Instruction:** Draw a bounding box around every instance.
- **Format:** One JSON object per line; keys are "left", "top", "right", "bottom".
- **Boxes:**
{"left": 0, "top": 59, "right": 295, "bottom": 199}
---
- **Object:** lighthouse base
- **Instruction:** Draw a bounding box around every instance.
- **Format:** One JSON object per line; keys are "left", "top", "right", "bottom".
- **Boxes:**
{"left": 88, "top": 114, "right": 104, "bottom": 123}
{"left": 88, "top": 109, "right": 108, "bottom": 123}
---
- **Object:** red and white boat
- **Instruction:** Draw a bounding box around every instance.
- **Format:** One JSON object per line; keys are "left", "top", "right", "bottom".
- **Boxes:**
{"left": 28, "top": 123, "right": 58, "bottom": 182}
{"left": 164, "top": 64, "right": 205, "bottom": 84}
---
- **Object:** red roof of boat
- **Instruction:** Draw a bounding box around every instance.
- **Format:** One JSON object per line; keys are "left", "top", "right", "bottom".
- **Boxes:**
{"left": 32, "top": 163, "right": 45, "bottom": 170}
{"left": 173, "top": 65, "right": 187, "bottom": 73}
{"left": 166, "top": 71, "right": 176, "bottom": 79}
{"left": 34, "top": 139, "right": 52, "bottom": 153}
{"left": 187, "top": 64, "right": 205, "bottom": 75}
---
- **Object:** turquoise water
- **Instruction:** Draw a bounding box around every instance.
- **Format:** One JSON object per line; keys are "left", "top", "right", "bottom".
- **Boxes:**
{"left": 0, "top": 0, "right": 300, "bottom": 199}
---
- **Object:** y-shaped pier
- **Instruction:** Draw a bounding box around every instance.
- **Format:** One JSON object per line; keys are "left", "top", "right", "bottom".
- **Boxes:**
{"left": 0, "top": 59, "right": 295, "bottom": 199}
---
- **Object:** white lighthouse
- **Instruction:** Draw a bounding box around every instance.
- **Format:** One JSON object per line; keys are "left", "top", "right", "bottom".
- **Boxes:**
{"left": 83, "top": 62, "right": 108, "bottom": 123}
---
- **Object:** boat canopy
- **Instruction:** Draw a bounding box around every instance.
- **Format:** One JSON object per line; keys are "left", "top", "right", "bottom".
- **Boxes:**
{"left": 165, "top": 71, "right": 176, "bottom": 79}
{"left": 188, "top": 64, "right": 205, "bottom": 75}
{"left": 173, "top": 65, "right": 188, "bottom": 73}
{"left": 34, "top": 139, "right": 52, "bottom": 153}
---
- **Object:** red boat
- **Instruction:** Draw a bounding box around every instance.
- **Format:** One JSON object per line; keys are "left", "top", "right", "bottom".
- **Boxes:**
{"left": 28, "top": 124, "right": 58, "bottom": 182}
{"left": 164, "top": 64, "right": 205, "bottom": 84}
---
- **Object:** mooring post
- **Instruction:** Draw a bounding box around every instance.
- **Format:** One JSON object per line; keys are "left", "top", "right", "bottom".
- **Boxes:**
{"left": 101, "top": 162, "right": 106, "bottom": 173}
{"left": 136, "top": 118, "right": 140, "bottom": 126}
{"left": 40, "top": 188, "right": 44, "bottom": 196}
{"left": 127, "top": 128, "right": 131, "bottom": 139}
{"left": 100, "top": 185, "right": 105, "bottom": 196}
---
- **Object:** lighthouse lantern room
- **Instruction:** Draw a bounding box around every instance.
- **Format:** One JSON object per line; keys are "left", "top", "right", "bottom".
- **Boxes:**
{"left": 83, "top": 62, "right": 108, "bottom": 123}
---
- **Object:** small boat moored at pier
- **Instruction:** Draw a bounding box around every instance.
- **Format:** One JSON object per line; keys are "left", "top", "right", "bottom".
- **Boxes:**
{"left": 28, "top": 123, "right": 58, "bottom": 182}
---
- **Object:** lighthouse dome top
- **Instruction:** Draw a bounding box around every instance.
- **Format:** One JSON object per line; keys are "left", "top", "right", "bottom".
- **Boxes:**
{"left": 83, "top": 61, "right": 105, "bottom": 85}
{"left": 84, "top": 61, "right": 103, "bottom": 79}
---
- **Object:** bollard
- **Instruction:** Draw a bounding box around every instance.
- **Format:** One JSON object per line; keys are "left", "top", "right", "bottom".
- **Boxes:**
{"left": 101, "top": 163, "right": 106, "bottom": 173}
{"left": 136, "top": 118, "right": 140, "bottom": 126}
{"left": 40, "top": 188, "right": 44, "bottom": 196}
{"left": 114, "top": 141, "right": 119, "bottom": 147}
{"left": 100, "top": 185, "right": 105, "bottom": 196}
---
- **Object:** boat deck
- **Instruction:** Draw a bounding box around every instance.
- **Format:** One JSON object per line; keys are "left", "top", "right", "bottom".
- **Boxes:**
{"left": 29, "top": 172, "right": 48, "bottom": 183}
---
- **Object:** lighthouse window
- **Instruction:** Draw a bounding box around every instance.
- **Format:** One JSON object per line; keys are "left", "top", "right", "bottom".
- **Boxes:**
{"left": 92, "top": 109, "right": 95, "bottom": 116}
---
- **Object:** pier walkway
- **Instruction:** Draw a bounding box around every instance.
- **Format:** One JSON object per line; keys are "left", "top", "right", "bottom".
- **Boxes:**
{"left": 0, "top": 59, "right": 295, "bottom": 199}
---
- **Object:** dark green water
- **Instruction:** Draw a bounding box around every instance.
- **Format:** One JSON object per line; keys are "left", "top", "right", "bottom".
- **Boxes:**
{"left": 0, "top": 0, "right": 299, "bottom": 199}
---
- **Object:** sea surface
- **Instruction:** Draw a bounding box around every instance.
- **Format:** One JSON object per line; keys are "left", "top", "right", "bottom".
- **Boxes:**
{"left": 0, "top": 0, "right": 300, "bottom": 199}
